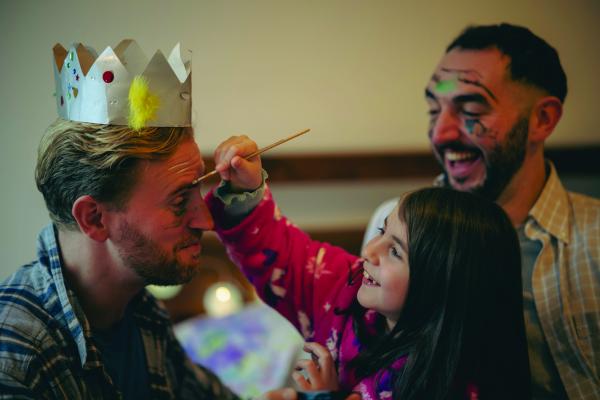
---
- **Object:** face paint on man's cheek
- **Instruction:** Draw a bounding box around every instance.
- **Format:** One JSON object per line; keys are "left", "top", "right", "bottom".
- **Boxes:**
{"left": 465, "top": 119, "right": 497, "bottom": 140}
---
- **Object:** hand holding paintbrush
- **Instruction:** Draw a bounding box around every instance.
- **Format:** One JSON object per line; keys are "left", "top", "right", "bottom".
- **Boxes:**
{"left": 200, "top": 128, "right": 310, "bottom": 191}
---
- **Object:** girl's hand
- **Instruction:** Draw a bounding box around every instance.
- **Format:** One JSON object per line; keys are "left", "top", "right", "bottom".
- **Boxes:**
{"left": 293, "top": 342, "right": 339, "bottom": 391}
{"left": 213, "top": 134, "right": 263, "bottom": 192}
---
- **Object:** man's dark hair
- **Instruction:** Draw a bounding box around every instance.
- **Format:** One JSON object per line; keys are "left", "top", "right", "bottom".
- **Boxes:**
{"left": 446, "top": 23, "right": 567, "bottom": 103}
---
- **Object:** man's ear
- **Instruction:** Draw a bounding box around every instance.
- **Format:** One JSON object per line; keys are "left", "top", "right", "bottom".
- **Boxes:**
{"left": 528, "top": 96, "right": 563, "bottom": 144}
{"left": 71, "top": 195, "right": 109, "bottom": 242}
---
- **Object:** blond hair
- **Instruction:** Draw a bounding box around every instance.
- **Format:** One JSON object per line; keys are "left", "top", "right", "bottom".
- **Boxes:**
{"left": 36, "top": 119, "right": 193, "bottom": 229}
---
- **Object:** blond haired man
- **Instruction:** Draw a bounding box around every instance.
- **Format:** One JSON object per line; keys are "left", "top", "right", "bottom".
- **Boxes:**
{"left": 0, "top": 39, "right": 240, "bottom": 398}
{"left": 0, "top": 119, "right": 240, "bottom": 398}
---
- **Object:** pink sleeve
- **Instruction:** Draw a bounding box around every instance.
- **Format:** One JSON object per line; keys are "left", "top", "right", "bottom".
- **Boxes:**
{"left": 206, "top": 187, "right": 360, "bottom": 340}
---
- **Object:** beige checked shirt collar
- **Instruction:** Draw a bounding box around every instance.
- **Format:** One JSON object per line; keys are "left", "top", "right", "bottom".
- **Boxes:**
{"left": 527, "top": 162, "right": 570, "bottom": 244}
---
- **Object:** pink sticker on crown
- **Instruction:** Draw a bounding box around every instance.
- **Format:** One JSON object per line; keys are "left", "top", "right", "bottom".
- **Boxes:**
{"left": 102, "top": 71, "right": 114, "bottom": 83}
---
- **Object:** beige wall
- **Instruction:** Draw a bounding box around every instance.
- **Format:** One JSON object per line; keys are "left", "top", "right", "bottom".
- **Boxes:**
{"left": 1, "top": 0, "right": 599, "bottom": 278}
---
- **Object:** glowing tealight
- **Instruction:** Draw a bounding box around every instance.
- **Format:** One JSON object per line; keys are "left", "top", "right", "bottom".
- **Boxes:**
{"left": 203, "top": 282, "right": 243, "bottom": 317}
{"left": 215, "top": 286, "right": 232, "bottom": 302}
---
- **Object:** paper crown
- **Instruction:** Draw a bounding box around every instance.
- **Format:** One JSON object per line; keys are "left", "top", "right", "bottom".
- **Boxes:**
{"left": 52, "top": 39, "right": 191, "bottom": 128}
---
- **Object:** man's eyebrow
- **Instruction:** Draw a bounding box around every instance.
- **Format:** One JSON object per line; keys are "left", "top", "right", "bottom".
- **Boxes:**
{"left": 457, "top": 78, "right": 498, "bottom": 103}
{"left": 169, "top": 181, "right": 199, "bottom": 198}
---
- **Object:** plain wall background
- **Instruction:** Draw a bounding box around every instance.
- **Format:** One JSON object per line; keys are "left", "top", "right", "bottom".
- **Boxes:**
{"left": 1, "top": 0, "right": 599, "bottom": 278}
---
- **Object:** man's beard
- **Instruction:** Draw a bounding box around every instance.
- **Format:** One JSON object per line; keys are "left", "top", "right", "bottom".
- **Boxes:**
{"left": 117, "top": 220, "right": 201, "bottom": 286}
{"left": 444, "top": 117, "right": 529, "bottom": 200}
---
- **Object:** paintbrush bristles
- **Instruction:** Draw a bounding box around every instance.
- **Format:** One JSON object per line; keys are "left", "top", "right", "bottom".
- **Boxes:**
{"left": 192, "top": 128, "right": 310, "bottom": 185}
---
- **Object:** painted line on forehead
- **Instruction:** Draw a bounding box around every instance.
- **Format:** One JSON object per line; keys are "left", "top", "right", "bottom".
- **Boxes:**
{"left": 440, "top": 67, "right": 483, "bottom": 78}
{"left": 167, "top": 156, "right": 204, "bottom": 175}
{"left": 168, "top": 161, "right": 194, "bottom": 171}
{"left": 440, "top": 67, "right": 498, "bottom": 103}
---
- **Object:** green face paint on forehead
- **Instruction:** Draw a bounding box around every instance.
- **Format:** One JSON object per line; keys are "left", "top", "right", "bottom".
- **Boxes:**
{"left": 435, "top": 79, "right": 458, "bottom": 94}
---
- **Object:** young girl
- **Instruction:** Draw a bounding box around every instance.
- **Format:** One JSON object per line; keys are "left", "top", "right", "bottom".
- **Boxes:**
{"left": 207, "top": 136, "right": 530, "bottom": 399}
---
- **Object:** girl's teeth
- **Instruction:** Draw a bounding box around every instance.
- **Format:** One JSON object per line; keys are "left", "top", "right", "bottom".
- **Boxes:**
{"left": 363, "top": 270, "right": 377, "bottom": 284}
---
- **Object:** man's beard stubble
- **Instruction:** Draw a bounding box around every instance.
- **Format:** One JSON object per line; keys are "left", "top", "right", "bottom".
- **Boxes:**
{"left": 117, "top": 220, "right": 201, "bottom": 286}
{"left": 444, "top": 117, "right": 529, "bottom": 201}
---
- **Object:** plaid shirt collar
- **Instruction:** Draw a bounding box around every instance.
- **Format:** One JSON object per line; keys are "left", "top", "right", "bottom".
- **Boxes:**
{"left": 36, "top": 224, "right": 171, "bottom": 370}
{"left": 527, "top": 162, "right": 571, "bottom": 244}
{"left": 36, "top": 224, "right": 89, "bottom": 366}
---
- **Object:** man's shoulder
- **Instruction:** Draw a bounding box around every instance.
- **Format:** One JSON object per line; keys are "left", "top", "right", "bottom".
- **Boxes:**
{"left": 0, "top": 292, "right": 68, "bottom": 384}
{"left": 567, "top": 190, "right": 600, "bottom": 208}
{"left": 561, "top": 191, "right": 600, "bottom": 260}
{"left": 566, "top": 190, "right": 600, "bottom": 226}
{"left": 0, "top": 263, "right": 69, "bottom": 360}
{"left": 1, "top": 292, "right": 56, "bottom": 336}
{"left": 0, "top": 297, "right": 80, "bottom": 395}
{"left": 1, "top": 262, "right": 54, "bottom": 314}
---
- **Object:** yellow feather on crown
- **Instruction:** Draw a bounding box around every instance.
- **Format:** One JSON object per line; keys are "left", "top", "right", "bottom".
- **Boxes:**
{"left": 128, "top": 75, "right": 160, "bottom": 130}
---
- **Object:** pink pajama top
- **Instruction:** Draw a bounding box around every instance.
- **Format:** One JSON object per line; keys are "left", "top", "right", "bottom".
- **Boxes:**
{"left": 207, "top": 188, "right": 406, "bottom": 399}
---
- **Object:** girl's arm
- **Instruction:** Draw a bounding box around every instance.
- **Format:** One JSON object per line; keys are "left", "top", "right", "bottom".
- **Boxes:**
{"left": 206, "top": 136, "right": 360, "bottom": 339}
{"left": 206, "top": 185, "right": 358, "bottom": 339}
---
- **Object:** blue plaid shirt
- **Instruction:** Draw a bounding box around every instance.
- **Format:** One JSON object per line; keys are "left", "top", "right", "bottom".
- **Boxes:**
{"left": 0, "top": 224, "right": 239, "bottom": 399}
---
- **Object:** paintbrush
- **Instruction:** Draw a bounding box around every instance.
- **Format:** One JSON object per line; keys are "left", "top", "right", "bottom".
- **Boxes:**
{"left": 192, "top": 128, "right": 310, "bottom": 185}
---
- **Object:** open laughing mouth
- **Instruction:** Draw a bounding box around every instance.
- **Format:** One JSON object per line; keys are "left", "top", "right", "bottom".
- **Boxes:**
{"left": 444, "top": 148, "right": 483, "bottom": 180}
{"left": 362, "top": 270, "right": 380, "bottom": 287}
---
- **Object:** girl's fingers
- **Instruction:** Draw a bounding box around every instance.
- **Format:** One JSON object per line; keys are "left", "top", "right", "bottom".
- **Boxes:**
{"left": 213, "top": 135, "right": 260, "bottom": 183}
{"left": 294, "top": 359, "right": 323, "bottom": 388}
{"left": 291, "top": 371, "right": 311, "bottom": 390}
{"left": 303, "top": 342, "right": 333, "bottom": 373}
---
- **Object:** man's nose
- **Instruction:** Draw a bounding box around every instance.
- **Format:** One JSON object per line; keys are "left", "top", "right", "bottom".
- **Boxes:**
{"left": 187, "top": 197, "right": 214, "bottom": 231}
{"left": 429, "top": 109, "right": 462, "bottom": 145}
